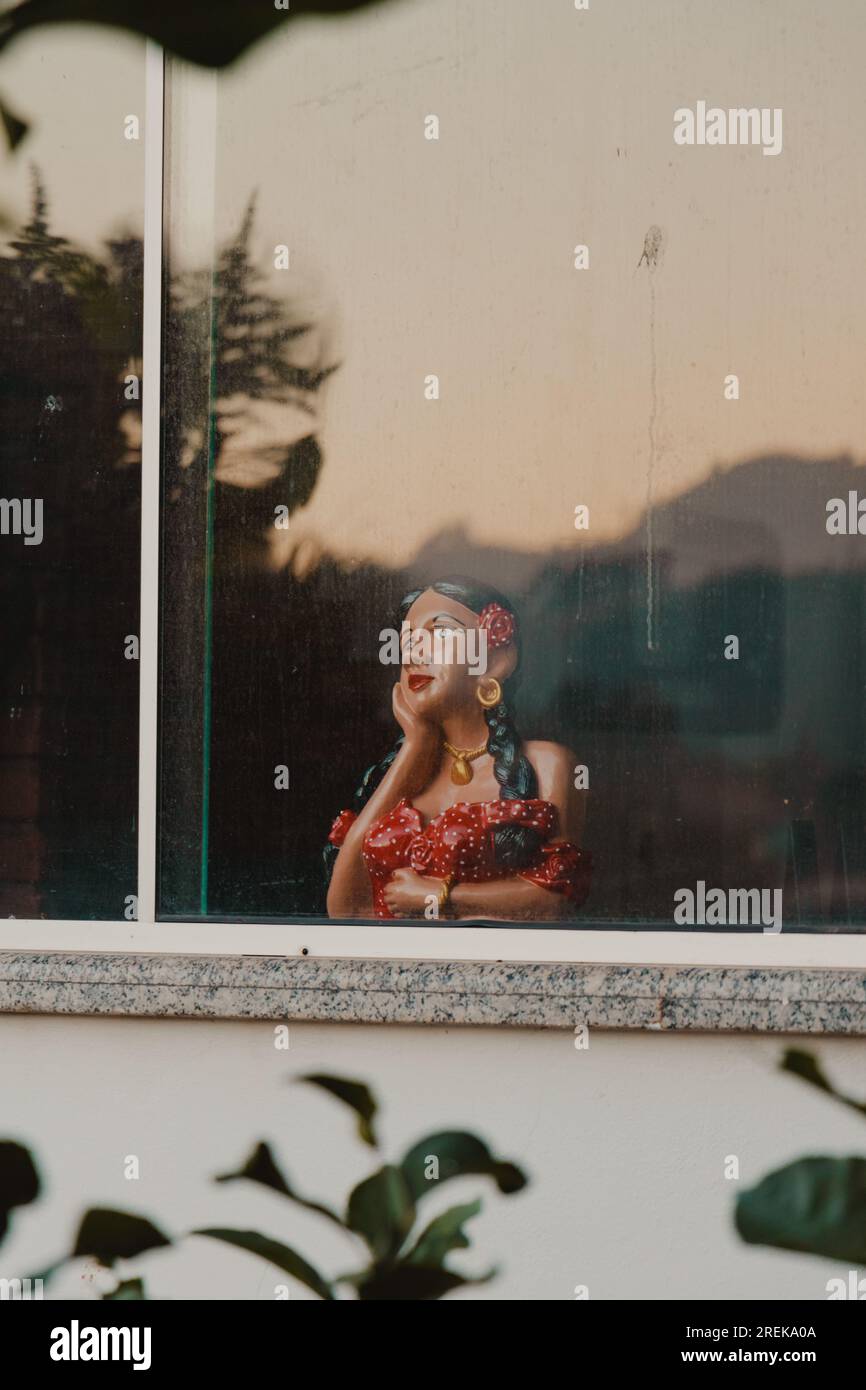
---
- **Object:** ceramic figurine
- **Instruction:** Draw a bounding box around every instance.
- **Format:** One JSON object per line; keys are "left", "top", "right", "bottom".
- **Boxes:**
{"left": 325, "top": 578, "right": 591, "bottom": 920}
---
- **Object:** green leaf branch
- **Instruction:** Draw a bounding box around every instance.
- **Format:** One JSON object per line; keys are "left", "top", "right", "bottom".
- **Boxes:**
{"left": 735, "top": 1049, "right": 866, "bottom": 1264}
{"left": 2, "top": 1073, "right": 528, "bottom": 1301}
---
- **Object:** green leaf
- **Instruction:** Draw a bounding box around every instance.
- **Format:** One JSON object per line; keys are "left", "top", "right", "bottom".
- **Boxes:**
{"left": 215, "top": 1141, "right": 343, "bottom": 1227}
{"left": 194, "top": 1227, "right": 334, "bottom": 1300}
{"left": 345, "top": 1165, "right": 414, "bottom": 1262}
{"left": 72, "top": 1208, "right": 171, "bottom": 1265}
{"left": 351, "top": 1262, "right": 495, "bottom": 1301}
{"left": 400, "top": 1132, "right": 528, "bottom": 1205}
{"left": 300, "top": 1074, "right": 379, "bottom": 1147}
{"left": 0, "top": 0, "right": 388, "bottom": 69}
{"left": 404, "top": 1199, "right": 481, "bottom": 1267}
{"left": 736, "top": 1156, "right": 866, "bottom": 1263}
{"left": 0, "top": 1141, "right": 40, "bottom": 1246}
{"left": 781, "top": 1048, "right": 866, "bottom": 1117}
{"left": 104, "top": 1277, "right": 146, "bottom": 1300}
{"left": 0, "top": 94, "right": 28, "bottom": 150}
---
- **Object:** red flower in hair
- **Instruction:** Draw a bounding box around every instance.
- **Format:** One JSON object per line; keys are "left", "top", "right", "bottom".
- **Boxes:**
{"left": 478, "top": 602, "right": 516, "bottom": 650}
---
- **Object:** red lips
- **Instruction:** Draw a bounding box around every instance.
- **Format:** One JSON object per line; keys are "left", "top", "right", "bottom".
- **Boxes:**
{"left": 408, "top": 674, "right": 434, "bottom": 692}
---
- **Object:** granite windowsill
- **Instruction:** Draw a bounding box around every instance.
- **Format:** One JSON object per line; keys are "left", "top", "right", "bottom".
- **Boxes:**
{"left": 0, "top": 952, "right": 865, "bottom": 1032}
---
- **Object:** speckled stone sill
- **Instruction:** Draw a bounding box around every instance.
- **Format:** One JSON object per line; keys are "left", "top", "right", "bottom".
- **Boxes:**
{"left": 0, "top": 954, "right": 865, "bottom": 1032}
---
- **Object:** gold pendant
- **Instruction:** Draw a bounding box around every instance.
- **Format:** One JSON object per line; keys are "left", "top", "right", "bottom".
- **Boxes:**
{"left": 451, "top": 757, "right": 473, "bottom": 785}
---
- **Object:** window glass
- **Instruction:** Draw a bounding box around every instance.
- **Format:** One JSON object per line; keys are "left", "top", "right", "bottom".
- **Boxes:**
{"left": 0, "top": 29, "right": 144, "bottom": 919}
{"left": 159, "top": 1, "right": 866, "bottom": 933}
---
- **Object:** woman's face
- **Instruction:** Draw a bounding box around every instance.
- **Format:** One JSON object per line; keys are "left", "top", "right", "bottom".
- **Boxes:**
{"left": 399, "top": 590, "right": 489, "bottom": 722}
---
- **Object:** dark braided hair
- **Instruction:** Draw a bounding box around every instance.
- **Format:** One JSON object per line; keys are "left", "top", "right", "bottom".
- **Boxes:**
{"left": 323, "top": 577, "right": 542, "bottom": 884}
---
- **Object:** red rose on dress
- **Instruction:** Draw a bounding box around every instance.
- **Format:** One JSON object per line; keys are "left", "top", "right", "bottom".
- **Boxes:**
{"left": 328, "top": 809, "right": 357, "bottom": 846}
{"left": 545, "top": 849, "right": 575, "bottom": 880}
{"left": 522, "top": 842, "right": 593, "bottom": 906}
{"left": 478, "top": 602, "right": 516, "bottom": 650}
{"left": 409, "top": 834, "right": 435, "bottom": 874}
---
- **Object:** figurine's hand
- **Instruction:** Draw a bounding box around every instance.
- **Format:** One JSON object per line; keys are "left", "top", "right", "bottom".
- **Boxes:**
{"left": 392, "top": 682, "right": 439, "bottom": 754}
{"left": 383, "top": 867, "right": 442, "bottom": 918}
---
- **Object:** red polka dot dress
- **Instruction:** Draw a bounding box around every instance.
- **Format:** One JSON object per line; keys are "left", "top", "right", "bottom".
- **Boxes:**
{"left": 328, "top": 798, "right": 592, "bottom": 919}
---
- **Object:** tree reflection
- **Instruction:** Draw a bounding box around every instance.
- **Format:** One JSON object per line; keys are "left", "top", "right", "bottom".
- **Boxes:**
{"left": 0, "top": 171, "right": 141, "bottom": 917}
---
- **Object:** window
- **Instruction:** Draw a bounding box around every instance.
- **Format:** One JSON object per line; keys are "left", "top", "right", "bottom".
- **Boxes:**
{"left": 0, "top": 26, "right": 144, "bottom": 921}
{"left": 4, "top": 2, "right": 866, "bottom": 971}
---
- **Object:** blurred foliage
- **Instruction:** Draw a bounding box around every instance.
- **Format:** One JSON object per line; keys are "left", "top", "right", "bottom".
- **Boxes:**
{"left": 0, "top": 1073, "right": 528, "bottom": 1300}
{"left": 0, "top": 91, "right": 26, "bottom": 150}
{"left": 735, "top": 1048, "right": 866, "bottom": 1263}
{"left": 0, "top": 0, "right": 395, "bottom": 150}
{"left": 0, "top": 0, "right": 388, "bottom": 69}
{"left": 1, "top": 168, "right": 142, "bottom": 916}
{"left": 164, "top": 192, "right": 336, "bottom": 503}
{"left": 1, "top": 170, "right": 331, "bottom": 917}
{"left": 0, "top": 1141, "right": 40, "bottom": 1244}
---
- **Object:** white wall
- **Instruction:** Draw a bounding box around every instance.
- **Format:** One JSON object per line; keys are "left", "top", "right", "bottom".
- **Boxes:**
{"left": 1, "top": 1015, "right": 864, "bottom": 1301}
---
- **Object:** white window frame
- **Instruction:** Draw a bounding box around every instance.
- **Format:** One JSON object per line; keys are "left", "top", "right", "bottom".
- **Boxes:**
{"left": 2, "top": 44, "right": 866, "bottom": 972}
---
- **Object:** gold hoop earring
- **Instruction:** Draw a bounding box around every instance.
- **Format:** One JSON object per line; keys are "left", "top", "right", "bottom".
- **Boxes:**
{"left": 476, "top": 677, "right": 501, "bottom": 709}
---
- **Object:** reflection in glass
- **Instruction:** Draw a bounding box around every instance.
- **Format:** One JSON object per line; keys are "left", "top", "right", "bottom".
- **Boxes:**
{"left": 0, "top": 34, "right": 143, "bottom": 918}
{"left": 159, "top": 4, "right": 866, "bottom": 930}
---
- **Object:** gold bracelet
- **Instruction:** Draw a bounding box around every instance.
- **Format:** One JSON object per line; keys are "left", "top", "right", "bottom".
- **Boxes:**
{"left": 437, "top": 873, "right": 456, "bottom": 918}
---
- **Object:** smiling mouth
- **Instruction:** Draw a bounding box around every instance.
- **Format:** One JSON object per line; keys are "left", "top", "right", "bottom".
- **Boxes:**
{"left": 408, "top": 674, "right": 434, "bottom": 693}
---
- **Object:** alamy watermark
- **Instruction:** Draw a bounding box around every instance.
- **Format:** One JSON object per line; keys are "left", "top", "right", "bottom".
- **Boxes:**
{"left": 827, "top": 1270, "right": 866, "bottom": 1299}
{"left": 826, "top": 492, "right": 866, "bottom": 534}
{"left": 379, "top": 621, "right": 488, "bottom": 675}
{"left": 674, "top": 102, "right": 782, "bottom": 157}
{"left": 0, "top": 498, "right": 43, "bottom": 545}
{"left": 674, "top": 881, "right": 782, "bottom": 933}
{"left": 50, "top": 1320, "right": 151, "bottom": 1370}
{"left": 0, "top": 1276, "right": 43, "bottom": 1300}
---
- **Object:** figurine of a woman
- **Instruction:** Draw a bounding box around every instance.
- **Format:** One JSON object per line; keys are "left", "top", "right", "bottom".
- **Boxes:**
{"left": 325, "top": 578, "right": 591, "bottom": 921}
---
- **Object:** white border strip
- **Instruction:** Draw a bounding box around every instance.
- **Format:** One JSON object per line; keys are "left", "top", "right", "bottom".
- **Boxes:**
{"left": 0, "top": 921, "right": 865, "bottom": 968}
{"left": 137, "top": 41, "right": 164, "bottom": 928}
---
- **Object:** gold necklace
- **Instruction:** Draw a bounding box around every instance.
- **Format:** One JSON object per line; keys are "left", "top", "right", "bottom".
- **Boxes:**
{"left": 443, "top": 738, "right": 489, "bottom": 786}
